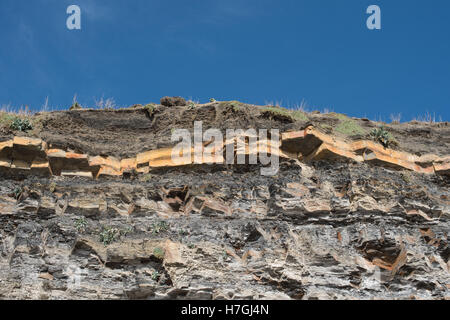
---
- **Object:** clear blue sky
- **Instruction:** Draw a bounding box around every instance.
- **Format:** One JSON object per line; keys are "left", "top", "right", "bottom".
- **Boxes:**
{"left": 0, "top": 0, "right": 449, "bottom": 121}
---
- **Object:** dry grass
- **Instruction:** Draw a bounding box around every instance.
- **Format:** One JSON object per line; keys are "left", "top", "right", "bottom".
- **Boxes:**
{"left": 94, "top": 96, "right": 117, "bottom": 109}
{"left": 0, "top": 112, "right": 17, "bottom": 129}
{"left": 292, "top": 99, "right": 309, "bottom": 113}
{"left": 267, "top": 100, "right": 334, "bottom": 115}
{"left": 41, "top": 96, "right": 50, "bottom": 112}
{"left": 264, "top": 100, "right": 284, "bottom": 108}
{"left": 390, "top": 113, "right": 402, "bottom": 124}
{"left": 263, "top": 99, "right": 309, "bottom": 111}
{"left": 0, "top": 107, "right": 33, "bottom": 132}
{"left": 0, "top": 100, "right": 51, "bottom": 134}
{"left": 0, "top": 104, "right": 33, "bottom": 115}
{"left": 411, "top": 112, "right": 443, "bottom": 124}
{"left": 187, "top": 97, "right": 200, "bottom": 105}
{"left": 261, "top": 105, "right": 309, "bottom": 121}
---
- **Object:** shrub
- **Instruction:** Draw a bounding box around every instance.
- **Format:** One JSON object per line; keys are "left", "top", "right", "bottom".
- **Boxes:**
{"left": 144, "top": 103, "right": 156, "bottom": 112}
{"left": 75, "top": 217, "right": 88, "bottom": 233}
{"left": 10, "top": 118, "right": 33, "bottom": 132}
{"left": 69, "top": 102, "right": 83, "bottom": 111}
{"left": 99, "top": 226, "right": 121, "bottom": 246}
{"left": 370, "top": 126, "right": 396, "bottom": 148}
{"left": 144, "top": 104, "right": 158, "bottom": 117}
{"left": 187, "top": 101, "right": 196, "bottom": 110}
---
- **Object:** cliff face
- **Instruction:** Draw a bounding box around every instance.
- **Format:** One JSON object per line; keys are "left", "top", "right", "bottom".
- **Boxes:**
{"left": 0, "top": 102, "right": 448, "bottom": 300}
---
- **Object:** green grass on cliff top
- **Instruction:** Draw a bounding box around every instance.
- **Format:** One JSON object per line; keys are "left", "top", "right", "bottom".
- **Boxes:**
{"left": 261, "top": 106, "right": 309, "bottom": 121}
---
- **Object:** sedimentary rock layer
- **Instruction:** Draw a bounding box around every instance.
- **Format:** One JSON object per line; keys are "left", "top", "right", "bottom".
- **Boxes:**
{"left": 1, "top": 126, "right": 448, "bottom": 179}
{"left": 1, "top": 115, "right": 448, "bottom": 300}
{"left": 0, "top": 158, "right": 448, "bottom": 299}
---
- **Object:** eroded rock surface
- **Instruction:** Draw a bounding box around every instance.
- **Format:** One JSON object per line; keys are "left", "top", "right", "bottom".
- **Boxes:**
{"left": 0, "top": 103, "right": 448, "bottom": 300}
{"left": 0, "top": 160, "right": 448, "bottom": 300}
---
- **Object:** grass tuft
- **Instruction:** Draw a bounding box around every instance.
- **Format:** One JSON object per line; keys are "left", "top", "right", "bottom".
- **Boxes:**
{"left": 335, "top": 119, "right": 366, "bottom": 136}
{"left": 261, "top": 106, "right": 309, "bottom": 121}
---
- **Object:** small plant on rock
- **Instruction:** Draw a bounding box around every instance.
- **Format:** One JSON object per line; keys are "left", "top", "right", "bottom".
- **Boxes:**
{"left": 144, "top": 104, "right": 158, "bottom": 117}
{"left": 75, "top": 217, "right": 88, "bottom": 233}
{"left": 69, "top": 102, "right": 83, "bottom": 111}
{"left": 49, "top": 182, "right": 56, "bottom": 193}
{"left": 69, "top": 94, "right": 83, "bottom": 110}
{"left": 153, "top": 247, "right": 165, "bottom": 260}
{"left": 121, "top": 226, "right": 134, "bottom": 236}
{"left": 401, "top": 171, "right": 412, "bottom": 184}
{"left": 13, "top": 186, "right": 23, "bottom": 200}
{"left": 370, "top": 126, "right": 394, "bottom": 148}
{"left": 151, "top": 221, "right": 169, "bottom": 235}
{"left": 221, "top": 250, "right": 229, "bottom": 261}
{"left": 144, "top": 103, "right": 156, "bottom": 112}
{"left": 139, "top": 174, "right": 152, "bottom": 183}
{"left": 187, "top": 101, "right": 196, "bottom": 110}
{"left": 99, "top": 226, "right": 121, "bottom": 246}
{"left": 151, "top": 270, "right": 160, "bottom": 281}
{"left": 10, "top": 118, "right": 33, "bottom": 132}
{"left": 209, "top": 98, "right": 216, "bottom": 103}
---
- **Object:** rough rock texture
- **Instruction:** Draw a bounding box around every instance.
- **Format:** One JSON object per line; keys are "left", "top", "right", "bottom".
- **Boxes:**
{"left": 0, "top": 101, "right": 448, "bottom": 300}
{"left": 160, "top": 97, "right": 187, "bottom": 107}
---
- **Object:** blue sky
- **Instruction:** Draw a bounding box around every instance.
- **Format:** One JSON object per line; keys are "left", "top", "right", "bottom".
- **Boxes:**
{"left": 0, "top": 0, "right": 449, "bottom": 121}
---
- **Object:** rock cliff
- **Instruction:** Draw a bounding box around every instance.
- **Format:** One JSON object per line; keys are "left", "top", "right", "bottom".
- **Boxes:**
{"left": 0, "top": 101, "right": 448, "bottom": 299}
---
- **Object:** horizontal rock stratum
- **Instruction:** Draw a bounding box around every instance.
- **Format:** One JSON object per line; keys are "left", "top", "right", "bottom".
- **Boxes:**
{"left": 0, "top": 102, "right": 448, "bottom": 300}
{"left": 1, "top": 126, "right": 448, "bottom": 178}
